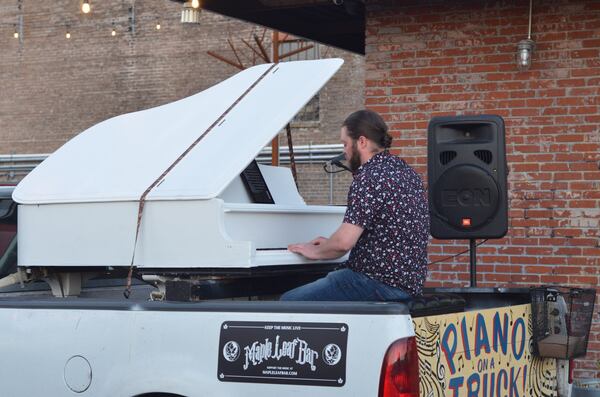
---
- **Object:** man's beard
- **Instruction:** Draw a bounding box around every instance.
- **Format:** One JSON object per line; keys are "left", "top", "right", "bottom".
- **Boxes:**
{"left": 349, "top": 141, "right": 361, "bottom": 173}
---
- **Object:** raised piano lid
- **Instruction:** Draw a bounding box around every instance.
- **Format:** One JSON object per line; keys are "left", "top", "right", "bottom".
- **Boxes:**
{"left": 13, "top": 59, "right": 344, "bottom": 205}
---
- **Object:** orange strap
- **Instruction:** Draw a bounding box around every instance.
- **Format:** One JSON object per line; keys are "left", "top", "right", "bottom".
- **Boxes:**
{"left": 124, "top": 63, "right": 278, "bottom": 298}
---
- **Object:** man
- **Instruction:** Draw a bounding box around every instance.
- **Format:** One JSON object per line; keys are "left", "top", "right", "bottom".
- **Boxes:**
{"left": 281, "top": 109, "right": 429, "bottom": 301}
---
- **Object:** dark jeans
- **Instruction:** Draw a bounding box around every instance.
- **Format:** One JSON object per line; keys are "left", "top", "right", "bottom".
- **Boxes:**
{"left": 280, "top": 268, "right": 412, "bottom": 302}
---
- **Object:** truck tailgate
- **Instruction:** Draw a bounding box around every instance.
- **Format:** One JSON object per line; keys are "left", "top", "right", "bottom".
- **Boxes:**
{"left": 0, "top": 299, "right": 412, "bottom": 397}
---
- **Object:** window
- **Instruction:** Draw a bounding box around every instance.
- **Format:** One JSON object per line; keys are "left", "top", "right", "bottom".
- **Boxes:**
{"left": 279, "top": 39, "right": 320, "bottom": 123}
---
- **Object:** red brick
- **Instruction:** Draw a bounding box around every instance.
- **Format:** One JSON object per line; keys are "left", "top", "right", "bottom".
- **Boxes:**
{"left": 554, "top": 134, "right": 585, "bottom": 143}
{"left": 557, "top": 79, "right": 587, "bottom": 87}
{"left": 570, "top": 106, "right": 598, "bottom": 114}
{"left": 540, "top": 163, "right": 569, "bottom": 172}
{"left": 540, "top": 275, "right": 569, "bottom": 284}
{"left": 525, "top": 247, "right": 553, "bottom": 255}
{"left": 571, "top": 68, "right": 600, "bottom": 77}
{"left": 556, "top": 97, "right": 587, "bottom": 106}
{"left": 555, "top": 172, "right": 583, "bottom": 180}
{"left": 524, "top": 265, "right": 555, "bottom": 274}
{"left": 555, "top": 247, "right": 583, "bottom": 255}
{"left": 572, "top": 49, "right": 600, "bottom": 58}
{"left": 569, "top": 276, "right": 599, "bottom": 285}
{"left": 538, "top": 88, "right": 566, "bottom": 97}
{"left": 567, "top": 31, "right": 596, "bottom": 40}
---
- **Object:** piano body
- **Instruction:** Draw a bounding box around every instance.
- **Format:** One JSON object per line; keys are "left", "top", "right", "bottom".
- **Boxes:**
{"left": 12, "top": 59, "right": 347, "bottom": 295}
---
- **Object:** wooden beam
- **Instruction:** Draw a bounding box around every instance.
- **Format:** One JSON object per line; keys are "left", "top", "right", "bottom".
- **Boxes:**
{"left": 279, "top": 44, "right": 314, "bottom": 60}
{"left": 206, "top": 51, "right": 244, "bottom": 70}
{"left": 254, "top": 34, "right": 271, "bottom": 64}
{"left": 227, "top": 39, "right": 244, "bottom": 70}
{"left": 241, "top": 38, "right": 270, "bottom": 62}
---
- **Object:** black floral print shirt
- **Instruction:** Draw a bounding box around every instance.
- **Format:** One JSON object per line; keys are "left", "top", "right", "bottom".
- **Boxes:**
{"left": 343, "top": 151, "right": 430, "bottom": 296}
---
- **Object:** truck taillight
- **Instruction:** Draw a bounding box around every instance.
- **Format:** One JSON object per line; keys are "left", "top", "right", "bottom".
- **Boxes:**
{"left": 379, "top": 336, "right": 420, "bottom": 397}
{"left": 568, "top": 359, "right": 574, "bottom": 384}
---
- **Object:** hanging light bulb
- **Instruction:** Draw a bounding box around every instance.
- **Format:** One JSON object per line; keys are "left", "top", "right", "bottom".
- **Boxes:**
{"left": 111, "top": 24, "right": 117, "bottom": 36}
{"left": 155, "top": 20, "right": 161, "bottom": 30}
{"left": 81, "top": 0, "right": 91, "bottom": 14}
{"left": 13, "top": 25, "right": 19, "bottom": 39}
{"left": 515, "top": 0, "right": 535, "bottom": 71}
{"left": 191, "top": 0, "right": 200, "bottom": 9}
{"left": 516, "top": 39, "right": 535, "bottom": 71}
{"left": 66, "top": 28, "right": 71, "bottom": 39}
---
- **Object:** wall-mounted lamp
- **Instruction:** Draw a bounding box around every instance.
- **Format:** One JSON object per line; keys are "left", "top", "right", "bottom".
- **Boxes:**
{"left": 81, "top": 0, "right": 91, "bottom": 14}
{"left": 13, "top": 24, "right": 19, "bottom": 39}
{"left": 181, "top": 1, "right": 201, "bottom": 24}
{"left": 516, "top": 0, "right": 535, "bottom": 71}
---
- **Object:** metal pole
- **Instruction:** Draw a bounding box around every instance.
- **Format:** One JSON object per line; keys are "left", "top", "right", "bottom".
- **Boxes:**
{"left": 469, "top": 239, "right": 477, "bottom": 287}
{"left": 329, "top": 171, "right": 333, "bottom": 204}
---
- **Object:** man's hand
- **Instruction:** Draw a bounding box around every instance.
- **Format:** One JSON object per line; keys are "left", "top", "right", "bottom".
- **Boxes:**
{"left": 309, "top": 236, "right": 327, "bottom": 245}
{"left": 287, "top": 223, "right": 364, "bottom": 260}
{"left": 288, "top": 242, "right": 322, "bottom": 260}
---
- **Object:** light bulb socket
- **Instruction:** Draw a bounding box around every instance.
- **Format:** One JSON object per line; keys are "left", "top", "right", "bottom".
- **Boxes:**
{"left": 181, "top": 1, "right": 201, "bottom": 23}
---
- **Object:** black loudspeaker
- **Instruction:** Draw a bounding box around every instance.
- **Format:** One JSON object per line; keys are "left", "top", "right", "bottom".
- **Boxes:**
{"left": 427, "top": 115, "right": 508, "bottom": 239}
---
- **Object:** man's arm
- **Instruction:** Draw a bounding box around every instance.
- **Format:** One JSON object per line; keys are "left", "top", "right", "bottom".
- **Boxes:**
{"left": 288, "top": 223, "right": 364, "bottom": 260}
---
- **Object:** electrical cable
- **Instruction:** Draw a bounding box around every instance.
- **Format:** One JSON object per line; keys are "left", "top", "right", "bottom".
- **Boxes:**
{"left": 428, "top": 239, "right": 488, "bottom": 266}
{"left": 323, "top": 163, "right": 348, "bottom": 174}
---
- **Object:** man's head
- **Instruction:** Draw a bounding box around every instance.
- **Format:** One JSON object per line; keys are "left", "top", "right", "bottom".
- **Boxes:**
{"left": 340, "top": 109, "right": 392, "bottom": 172}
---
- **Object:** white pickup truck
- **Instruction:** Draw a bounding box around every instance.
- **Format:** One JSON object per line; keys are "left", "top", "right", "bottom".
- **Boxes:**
{"left": 0, "top": 59, "right": 574, "bottom": 396}
{"left": 0, "top": 185, "right": 570, "bottom": 397}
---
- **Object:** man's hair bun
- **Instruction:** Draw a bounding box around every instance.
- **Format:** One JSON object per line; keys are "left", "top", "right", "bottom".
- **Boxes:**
{"left": 381, "top": 133, "right": 393, "bottom": 148}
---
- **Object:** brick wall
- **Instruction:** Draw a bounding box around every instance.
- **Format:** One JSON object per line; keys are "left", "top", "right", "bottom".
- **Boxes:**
{"left": 0, "top": 0, "right": 361, "bottom": 203}
{"left": 366, "top": 0, "right": 600, "bottom": 378}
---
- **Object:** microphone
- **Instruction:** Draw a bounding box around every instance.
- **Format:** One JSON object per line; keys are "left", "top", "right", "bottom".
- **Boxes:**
{"left": 326, "top": 153, "right": 351, "bottom": 172}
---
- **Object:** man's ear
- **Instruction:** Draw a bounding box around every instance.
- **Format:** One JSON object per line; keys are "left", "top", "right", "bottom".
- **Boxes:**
{"left": 358, "top": 135, "right": 368, "bottom": 149}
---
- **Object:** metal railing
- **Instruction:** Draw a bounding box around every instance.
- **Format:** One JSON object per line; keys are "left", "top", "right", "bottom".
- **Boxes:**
{"left": 0, "top": 144, "right": 344, "bottom": 179}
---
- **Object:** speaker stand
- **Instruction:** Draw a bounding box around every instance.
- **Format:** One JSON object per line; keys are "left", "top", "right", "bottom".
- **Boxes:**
{"left": 469, "top": 239, "right": 477, "bottom": 287}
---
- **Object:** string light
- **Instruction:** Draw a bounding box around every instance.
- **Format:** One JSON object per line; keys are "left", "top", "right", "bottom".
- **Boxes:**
{"left": 6, "top": 6, "right": 173, "bottom": 43}
{"left": 81, "top": 0, "right": 91, "bottom": 14}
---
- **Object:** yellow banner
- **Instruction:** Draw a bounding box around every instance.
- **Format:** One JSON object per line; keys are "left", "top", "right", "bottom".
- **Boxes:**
{"left": 413, "top": 303, "right": 557, "bottom": 397}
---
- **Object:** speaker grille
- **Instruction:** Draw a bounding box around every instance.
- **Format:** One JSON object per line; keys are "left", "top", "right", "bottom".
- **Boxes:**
{"left": 440, "top": 150, "right": 457, "bottom": 165}
{"left": 474, "top": 150, "right": 493, "bottom": 164}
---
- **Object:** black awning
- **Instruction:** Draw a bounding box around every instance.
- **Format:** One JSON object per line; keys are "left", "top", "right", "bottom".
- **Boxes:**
{"left": 171, "top": 0, "right": 365, "bottom": 54}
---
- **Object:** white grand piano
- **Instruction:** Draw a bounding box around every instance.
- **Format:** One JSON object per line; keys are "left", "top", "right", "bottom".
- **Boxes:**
{"left": 13, "top": 59, "right": 347, "bottom": 293}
